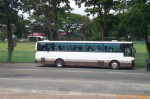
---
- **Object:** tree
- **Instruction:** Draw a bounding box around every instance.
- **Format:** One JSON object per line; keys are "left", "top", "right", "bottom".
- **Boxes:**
{"left": 0, "top": 0, "right": 22, "bottom": 62}
{"left": 0, "top": 26, "right": 7, "bottom": 40}
{"left": 116, "top": 0, "right": 150, "bottom": 55}
{"left": 61, "top": 13, "right": 91, "bottom": 40}
{"left": 13, "top": 18, "right": 30, "bottom": 38}
{"left": 74, "top": 0, "right": 115, "bottom": 40}
{"left": 90, "top": 18, "right": 100, "bottom": 40}
{"left": 22, "top": 0, "right": 72, "bottom": 40}
{"left": 28, "top": 15, "right": 50, "bottom": 37}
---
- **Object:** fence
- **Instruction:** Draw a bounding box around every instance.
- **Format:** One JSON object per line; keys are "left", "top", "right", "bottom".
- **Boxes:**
{"left": 0, "top": 50, "right": 148, "bottom": 67}
{"left": 135, "top": 53, "right": 148, "bottom": 67}
{"left": 133, "top": 41, "right": 145, "bottom": 45}
{"left": 0, "top": 50, "right": 35, "bottom": 63}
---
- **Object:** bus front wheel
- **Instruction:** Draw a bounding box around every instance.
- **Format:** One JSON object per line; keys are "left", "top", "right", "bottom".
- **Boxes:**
{"left": 110, "top": 61, "right": 119, "bottom": 70}
{"left": 55, "top": 59, "right": 64, "bottom": 68}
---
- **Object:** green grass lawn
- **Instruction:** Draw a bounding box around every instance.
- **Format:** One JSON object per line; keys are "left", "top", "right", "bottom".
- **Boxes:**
{"left": 134, "top": 44, "right": 148, "bottom": 67}
{"left": 0, "top": 41, "right": 35, "bottom": 51}
{"left": 134, "top": 44, "right": 147, "bottom": 53}
{"left": 0, "top": 41, "right": 35, "bottom": 63}
{"left": 0, "top": 41, "right": 148, "bottom": 67}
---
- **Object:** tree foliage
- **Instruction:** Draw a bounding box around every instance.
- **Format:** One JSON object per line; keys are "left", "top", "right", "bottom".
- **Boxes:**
{"left": 22, "top": 0, "right": 72, "bottom": 40}
{"left": 0, "top": 0, "right": 22, "bottom": 62}
{"left": 75, "top": 0, "right": 115, "bottom": 40}
{"left": 1, "top": 0, "right": 150, "bottom": 57}
{"left": 60, "top": 13, "right": 91, "bottom": 40}
{"left": 118, "top": 1, "right": 150, "bottom": 54}
{"left": 74, "top": 0, "right": 150, "bottom": 54}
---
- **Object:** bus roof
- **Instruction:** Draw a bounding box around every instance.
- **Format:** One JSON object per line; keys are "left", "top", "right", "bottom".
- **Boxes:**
{"left": 37, "top": 40, "right": 133, "bottom": 44}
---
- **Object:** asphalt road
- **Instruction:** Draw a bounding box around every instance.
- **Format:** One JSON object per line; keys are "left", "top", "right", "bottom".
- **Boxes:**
{"left": 0, "top": 63, "right": 150, "bottom": 96}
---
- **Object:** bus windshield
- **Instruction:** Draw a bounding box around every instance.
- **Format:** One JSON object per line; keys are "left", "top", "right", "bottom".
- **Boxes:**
{"left": 123, "top": 44, "right": 135, "bottom": 57}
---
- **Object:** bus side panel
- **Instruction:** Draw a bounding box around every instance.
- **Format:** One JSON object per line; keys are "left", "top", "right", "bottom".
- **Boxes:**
{"left": 53, "top": 52, "right": 87, "bottom": 66}
{"left": 52, "top": 52, "right": 107, "bottom": 67}
{"left": 85, "top": 53, "right": 124, "bottom": 67}
{"left": 120, "top": 57, "right": 134, "bottom": 68}
{"left": 85, "top": 52, "right": 105, "bottom": 67}
{"left": 52, "top": 52, "right": 125, "bottom": 68}
{"left": 35, "top": 51, "right": 134, "bottom": 68}
{"left": 35, "top": 51, "right": 54, "bottom": 64}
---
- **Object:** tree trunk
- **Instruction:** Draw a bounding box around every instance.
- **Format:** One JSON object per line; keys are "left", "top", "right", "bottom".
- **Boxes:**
{"left": 98, "top": 7, "right": 105, "bottom": 41}
{"left": 53, "top": 12, "right": 58, "bottom": 40}
{"left": 80, "top": 30, "right": 86, "bottom": 41}
{"left": 45, "top": 16, "right": 52, "bottom": 40}
{"left": 99, "top": 21, "right": 105, "bottom": 41}
{"left": 66, "top": 31, "right": 71, "bottom": 40}
{"left": 47, "top": 23, "right": 52, "bottom": 40}
{"left": 144, "top": 27, "right": 150, "bottom": 56}
{"left": 7, "top": 20, "right": 14, "bottom": 62}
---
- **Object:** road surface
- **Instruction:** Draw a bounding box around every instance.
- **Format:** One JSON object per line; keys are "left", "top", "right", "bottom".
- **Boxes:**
{"left": 0, "top": 63, "right": 149, "bottom": 98}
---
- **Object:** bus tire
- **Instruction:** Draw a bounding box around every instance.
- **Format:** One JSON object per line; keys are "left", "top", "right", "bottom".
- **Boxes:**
{"left": 55, "top": 59, "right": 64, "bottom": 68}
{"left": 110, "top": 61, "right": 119, "bottom": 70}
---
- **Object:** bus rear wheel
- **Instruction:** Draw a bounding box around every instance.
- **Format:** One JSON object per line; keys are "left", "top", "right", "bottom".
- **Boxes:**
{"left": 110, "top": 61, "right": 119, "bottom": 70}
{"left": 55, "top": 59, "right": 64, "bottom": 68}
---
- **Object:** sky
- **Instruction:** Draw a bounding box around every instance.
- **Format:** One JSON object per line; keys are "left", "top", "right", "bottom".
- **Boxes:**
{"left": 70, "top": 1, "right": 87, "bottom": 16}
{"left": 70, "top": 1, "right": 94, "bottom": 19}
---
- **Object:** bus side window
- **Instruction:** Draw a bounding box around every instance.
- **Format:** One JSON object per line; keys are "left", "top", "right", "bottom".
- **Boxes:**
{"left": 48, "top": 47, "right": 52, "bottom": 51}
{"left": 82, "top": 48, "right": 85, "bottom": 51}
{"left": 67, "top": 48, "right": 70, "bottom": 51}
{"left": 98, "top": 46, "right": 103, "bottom": 52}
{"left": 104, "top": 46, "right": 107, "bottom": 52}
{"left": 73, "top": 46, "right": 76, "bottom": 51}
{"left": 40, "top": 45, "right": 44, "bottom": 51}
{"left": 58, "top": 46, "right": 62, "bottom": 51}
{"left": 45, "top": 43, "right": 54, "bottom": 51}
{"left": 95, "top": 48, "right": 99, "bottom": 52}
{"left": 87, "top": 46, "right": 91, "bottom": 51}
{"left": 37, "top": 43, "right": 41, "bottom": 51}
{"left": 54, "top": 46, "right": 58, "bottom": 51}
{"left": 78, "top": 47, "right": 81, "bottom": 51}
{"left": 76, "top": 47, "right": 79, "bottom": 51}
{"left": 109, "top": 47, "right": 113, "bottom": 52}
{"left": 104, "top": 46, "right": 113, "bottom": 52}
{"left": 73, "top": 47, "right": 79, "bottom": 51}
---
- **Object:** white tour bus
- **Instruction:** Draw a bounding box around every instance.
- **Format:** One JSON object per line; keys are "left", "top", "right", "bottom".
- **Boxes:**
{"left": 35, "top": 41, "right": 135, "bottom": 69}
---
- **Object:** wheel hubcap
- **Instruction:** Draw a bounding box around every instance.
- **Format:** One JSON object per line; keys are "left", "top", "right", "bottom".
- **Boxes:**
{"left": 112, "top": 63, "right": 118, "bottom": 69}
{"left": 57, "top": 61, "right": 62, "bottom": 67}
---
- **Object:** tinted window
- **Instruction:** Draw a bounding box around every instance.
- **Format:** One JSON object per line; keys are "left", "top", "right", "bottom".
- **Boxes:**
{"left": 55, "top": 43, "right": 70, "bottom": 51}
{"left": 70, "top": 43, "right": 86, "bottom": 52}
{"left": 104, "top": 44, "right": 121, "bottom": 52}
{"left": 37, "top": 42, "right": 54, "bottom": 51}
{"left": 46, "top": 43, "right": 54, "bottom": 51}
{"left": 87, "top": 43, "right": 103, "bottom": 52}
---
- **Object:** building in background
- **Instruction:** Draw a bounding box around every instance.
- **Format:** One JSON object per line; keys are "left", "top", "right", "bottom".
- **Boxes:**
{"left": 27, "top": 32, "right": 47, "bottom": 42}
